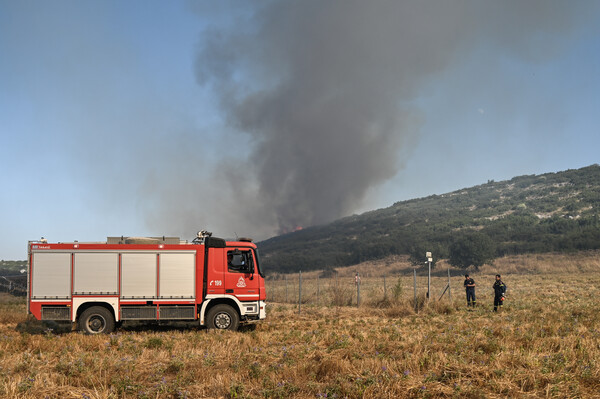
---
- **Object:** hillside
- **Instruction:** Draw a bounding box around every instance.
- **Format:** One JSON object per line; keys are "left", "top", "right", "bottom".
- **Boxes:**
{"left": 0, "top": 260, "right": 27, "bottom": 275}
{"left": 257, "top": 164, "right": 600, "bottom": 273}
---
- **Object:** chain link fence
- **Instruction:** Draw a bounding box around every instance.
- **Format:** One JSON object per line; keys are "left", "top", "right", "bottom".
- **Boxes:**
{"left": 265, "top": 270, "right": 453, "bottom": 310}
{"left": 0, "top": 275, "right": 27, "bottom": 296}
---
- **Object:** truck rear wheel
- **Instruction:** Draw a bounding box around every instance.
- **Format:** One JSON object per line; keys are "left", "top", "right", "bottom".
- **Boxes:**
{"left": 78, "top": 306, "right": 115, "bottom": 334}
{"left": 206, "top": 304, "right": 239, "bottom": 331}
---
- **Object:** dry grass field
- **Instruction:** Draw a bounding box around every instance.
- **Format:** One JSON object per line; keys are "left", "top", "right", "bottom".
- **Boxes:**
{"left": 1, "top": 252, "right": 599, "bottom": 398}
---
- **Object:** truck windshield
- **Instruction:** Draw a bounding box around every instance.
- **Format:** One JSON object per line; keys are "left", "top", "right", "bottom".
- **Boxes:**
{"left": 253, "top": 248, "right": 264, "bottom": 278}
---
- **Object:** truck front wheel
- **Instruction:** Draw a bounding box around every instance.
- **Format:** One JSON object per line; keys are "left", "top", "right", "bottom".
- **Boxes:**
{"left": 78, "top": 306, "right": 115, "bottom": 334}
{"left": 206, "top": 304, "right": 239, "bottom": 331}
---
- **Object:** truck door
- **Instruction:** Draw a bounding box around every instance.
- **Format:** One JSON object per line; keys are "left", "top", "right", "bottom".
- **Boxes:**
{"left": 224, "top": 247, "right": 260, "bottom": 301}
{"left": 205, "top": 247, "right": 225, "bottom": 296}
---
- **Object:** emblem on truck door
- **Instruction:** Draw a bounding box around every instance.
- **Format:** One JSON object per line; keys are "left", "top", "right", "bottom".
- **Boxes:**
{"left": 236, "top": 277, "right": 247, "bottom": 288}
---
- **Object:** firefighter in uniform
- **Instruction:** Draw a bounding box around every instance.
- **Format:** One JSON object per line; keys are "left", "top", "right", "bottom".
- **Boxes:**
{"left": 492, "top": 274, "right": 507, "bottom": 312}
{"left": 464, "top": 274, "right": 476, "bottom": 308}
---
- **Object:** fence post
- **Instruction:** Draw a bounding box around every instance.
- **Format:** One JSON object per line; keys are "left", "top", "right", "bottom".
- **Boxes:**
{"left": 448, "top": 268, "right": 451, "bottom": 303}
{"left": 298, "top": 270, "right": 302, "bottom": 314}
{"left": 413, "top": 269, "right": 417, "bottom": 313}
{"left": 383, "top": 275, "right": 387, "bottom": 300}
{"left": 427, "top": 260, "right": 431, "bottom": 300}
{"left": 317, "top": 275, "right": 320, "bottom": 305}
{"left": 285, "top": 275, "right": 288, "bottom": 303}
{"left": 356, "top": 272, "right": 361, "bottom": 307}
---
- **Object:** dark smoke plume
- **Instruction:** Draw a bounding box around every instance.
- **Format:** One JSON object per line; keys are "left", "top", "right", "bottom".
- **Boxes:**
{"left": 195, "top": 1, "right": 587, "bottom": 234}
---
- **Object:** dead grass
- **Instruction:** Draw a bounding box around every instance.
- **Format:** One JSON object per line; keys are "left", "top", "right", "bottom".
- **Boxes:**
{"left": 1, "top": 253, "right": 600, "bottom": 398}
{"left": 268, "top": 251, "right": 600, "bottom": 280}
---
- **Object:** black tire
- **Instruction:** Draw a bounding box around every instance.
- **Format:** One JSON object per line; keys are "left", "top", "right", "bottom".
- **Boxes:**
{"left": 78, "top": 306, "right": 115, "bottom": 334}
{"left": 206, "top": 304, "right": 239, "bottom": 331}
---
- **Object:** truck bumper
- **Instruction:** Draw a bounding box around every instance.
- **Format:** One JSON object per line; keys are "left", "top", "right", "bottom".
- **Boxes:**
{"left": 259, "top": 300, "right": 266, "bottom": 320}
{"left": 241, "top": 300, "right": 266, "bottom": 320}
{"left": 240, "top": 300, "right": 266, "bottom": 322}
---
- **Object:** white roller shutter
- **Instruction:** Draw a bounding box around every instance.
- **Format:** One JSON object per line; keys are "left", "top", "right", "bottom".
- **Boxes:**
{"left": 73, "top": 253, "right": 118, "bottom": 294}
{"left": 159, "top": 253, "right": 195, "bottom": 298}
{"left": 32, "top": 252, "right": 71, "bottom": 299}
{"left": 121, "top": 253, "right": 157, "bottom": 298}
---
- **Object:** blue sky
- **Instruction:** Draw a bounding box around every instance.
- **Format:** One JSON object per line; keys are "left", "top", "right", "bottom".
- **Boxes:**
{"left": 1, "top": 1, "right": 599, "bottom": 260}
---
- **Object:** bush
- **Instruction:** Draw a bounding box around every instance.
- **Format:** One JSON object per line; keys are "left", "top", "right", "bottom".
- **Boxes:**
{"left": 392, "top": 277, "right": 403, "bottom": 301}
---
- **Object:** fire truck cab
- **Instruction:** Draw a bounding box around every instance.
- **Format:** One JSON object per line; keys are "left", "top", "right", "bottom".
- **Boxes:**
{"left": 27, "top": 232, "right": 266, "bottom": 333}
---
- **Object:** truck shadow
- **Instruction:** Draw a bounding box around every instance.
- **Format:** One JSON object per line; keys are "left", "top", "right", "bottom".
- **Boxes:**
{"left": 16, "top": 318, "right": 72, "bottom": 334}
{"left": 15, "top": 318, "right": 257, "bottom": 334}
{"left": 119, "top": 321, "right": 257, "bottom": 333}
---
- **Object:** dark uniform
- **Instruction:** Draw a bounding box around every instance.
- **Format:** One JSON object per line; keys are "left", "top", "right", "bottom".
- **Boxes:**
{"left": 464, "top": 277, "right": 476, "bottom": 307}
{"left": 492, "top": 278, "right": 507, "bottom": 311}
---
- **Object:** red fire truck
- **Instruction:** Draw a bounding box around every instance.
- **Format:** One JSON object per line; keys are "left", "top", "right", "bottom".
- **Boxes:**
{"left": 27, "top": 231, "right": 266, "bottom": 333}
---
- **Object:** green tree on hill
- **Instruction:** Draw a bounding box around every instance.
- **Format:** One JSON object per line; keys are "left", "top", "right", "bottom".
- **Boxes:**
{"left": 449, "top": 232, "right": 496, "bottom": 270}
